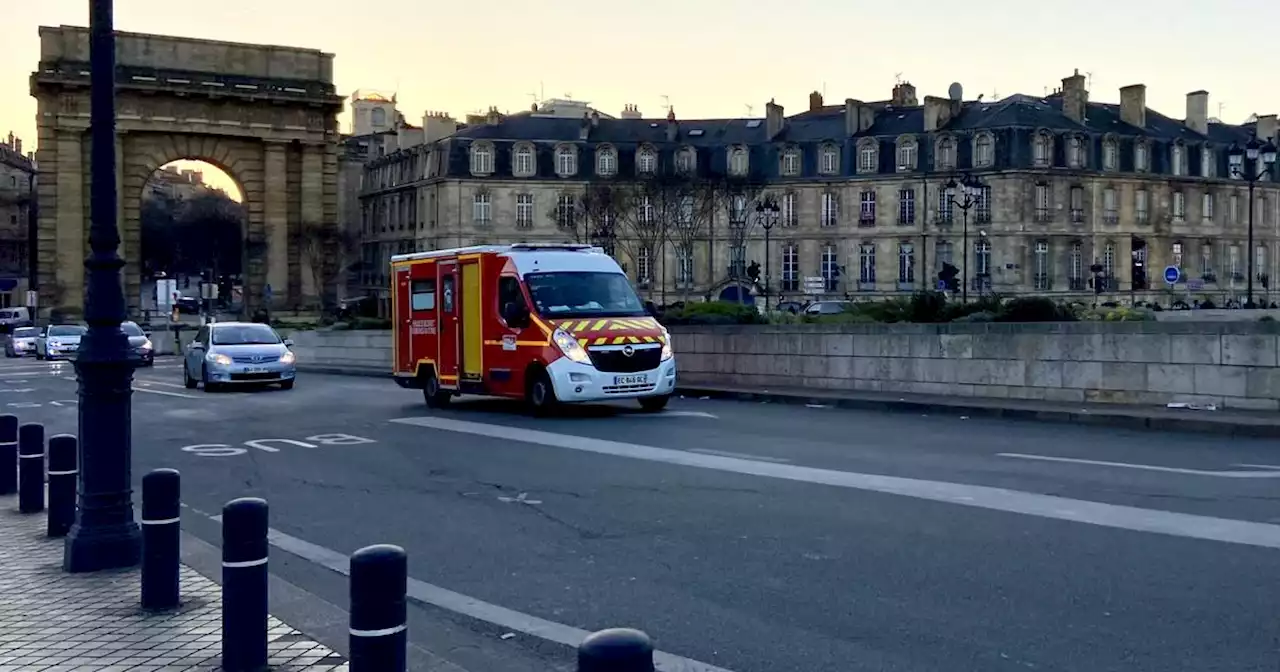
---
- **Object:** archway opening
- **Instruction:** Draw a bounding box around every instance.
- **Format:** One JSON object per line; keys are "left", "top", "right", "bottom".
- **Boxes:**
{"left": 140, "top": 160, "right": 245, "bottom": 317}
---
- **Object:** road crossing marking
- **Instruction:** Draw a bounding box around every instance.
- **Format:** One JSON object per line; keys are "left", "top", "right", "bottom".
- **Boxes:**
{"left": 997, "top": 453, "right": 1280, "bottom": 478}
{"left": 391, "top": 415, "right": 1280, "bottom": 551}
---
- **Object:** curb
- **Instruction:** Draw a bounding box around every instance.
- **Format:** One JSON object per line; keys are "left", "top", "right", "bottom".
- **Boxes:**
{"left": 297, "top": 365, "right": 387, "bottom": 378}
{"left": 676, "top": 386, "right": 1280, "bottom": 439}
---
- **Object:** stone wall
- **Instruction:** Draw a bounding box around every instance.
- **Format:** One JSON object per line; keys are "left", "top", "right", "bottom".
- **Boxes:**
{"left": 288, "top": 329, "right": 390, "bottom": 375}
{"left": 674, "top": 322, "right": 1280, "bottom": 411}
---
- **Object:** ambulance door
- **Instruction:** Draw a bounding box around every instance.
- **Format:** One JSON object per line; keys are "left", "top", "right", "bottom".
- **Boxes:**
{"left": 458, "top": 256, "right": 484, "bottom": 383}
{"left": 437, "top": 260, "right": 459, "bottom": 386}
{"left": 394, "top": 266, "right": 413, "bottom": 374}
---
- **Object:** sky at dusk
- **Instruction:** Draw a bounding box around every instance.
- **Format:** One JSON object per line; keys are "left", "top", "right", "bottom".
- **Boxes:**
{"left": 3, "top": 0, "right": 1278, "bottom": 197}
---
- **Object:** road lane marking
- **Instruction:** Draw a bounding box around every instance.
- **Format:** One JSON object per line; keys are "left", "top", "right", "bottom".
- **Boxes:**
{"left": 1234, "top": 463, "right": 1280, "bottom": 470}
{"left": 633, "top": 410, "right": 719, "bottom": 420}
{"left": 391, "top": 415, "right": 1280, "bottom": 550}
{"left": 689, "top": 448, "right": 790, "bottom": 464}
{"left": 136, "top": 379, "right": 191, "bottom": 389}
{"left": 200, "top": 515, "right": 734, "bottom": 672}
{"left": 134, "top": 387, "right": 199, "bottom": 399}
{"left": 997, "top": 453, "right": 1280, "bottom": 478}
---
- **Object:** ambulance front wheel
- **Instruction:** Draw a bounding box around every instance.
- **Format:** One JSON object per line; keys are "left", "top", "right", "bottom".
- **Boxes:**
{"left": 638, "top": 395, "right": 670, "bottom": 412}
{"left": 422, "top": 369, "right": 452, "bottom": 408}
{"left": 526, "top": 368, "right": 559, "bottom": 416}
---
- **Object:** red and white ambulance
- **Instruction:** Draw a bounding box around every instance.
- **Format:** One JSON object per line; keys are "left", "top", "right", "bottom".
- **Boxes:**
{"left": 389, "top": 244, "right": 676, "bottom": 413}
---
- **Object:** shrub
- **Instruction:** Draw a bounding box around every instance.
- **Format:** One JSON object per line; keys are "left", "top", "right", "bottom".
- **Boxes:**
{"left": 801, "top": 311, "right": 877, "bottom": 324}
{"left": 1261, "top": 315, "right": 1276, "bottom": 322}
{"left": 997, "top": 296, "right": 1076, "bottom": 322}
{"left": 1080, "top": 307, "right": 1156, "bottom": 322}
{"left": 906, "top": 291, "right": 948, "bottom": 323}
{"left": 1199, "top": 298, "right": 1217, "bottom": 309}
{"left": 661, "top": 301, "right": 766, "bottom": 326}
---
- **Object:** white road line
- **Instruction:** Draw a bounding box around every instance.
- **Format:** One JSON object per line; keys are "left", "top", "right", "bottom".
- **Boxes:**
{"left": 204, "top": 514, "right": 733, "bottom": 671}
{"left": 391, "top": 416, "right": 1280, "bottom": 550}
{"left": 689, "top": 448, "right": 790, "bottom": 464}
{"left": 133, "top": 386, "right": 199, "bottom": 399}
{"left": 135, "top": 379, "right": 190, "bottom": 389}
{"left": 1233, "top": 463, "right": 1280, "bottom": 470}
{"left": 997, "top": 453, "right": 1280, "bottom": 478}
{"left": 635, "top": 411, "right": 719, "bottom": 420}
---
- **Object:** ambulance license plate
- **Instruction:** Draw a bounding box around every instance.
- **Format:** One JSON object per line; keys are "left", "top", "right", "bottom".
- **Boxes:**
{"left": 614, "top": 374, "right": 647, "bottom": 386}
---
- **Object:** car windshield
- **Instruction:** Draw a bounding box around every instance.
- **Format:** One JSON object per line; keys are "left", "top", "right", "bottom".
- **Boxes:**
{"left": 524, "top": 272, "right": 646, "bottom": 319}
{"left": 121, "top": 323, "right": 144, "bottom": 337}
{"left": 212, "top": 324, "right": 280, "bottom": 346}
{"left": 48, "top": 326, "right": 86, "bottom": 337}
{"left": 13, "top": 328, "right": 37, "bottom": 338}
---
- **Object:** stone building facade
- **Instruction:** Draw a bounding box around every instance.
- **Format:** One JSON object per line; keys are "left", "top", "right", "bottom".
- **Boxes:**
{"left": 0, "top": 133, "right": 36, "bottom": 308}
{"left": 358, "top": 73, "right": 1280, "bottom": 311}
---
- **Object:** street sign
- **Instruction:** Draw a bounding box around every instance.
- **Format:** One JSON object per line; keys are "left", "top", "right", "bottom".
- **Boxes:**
{"left": 25, "top": 290, "right": 36, "bottom": 308}
{"left": 1163, "top": 266, "right": 1180, "bottom": 285}
{"left": 1187, "top": 278, "right": 1205, "bottom": 291}
{"left": 937, "top": 280, "right": 947, "bottom": 291}
{"left": 156, "top": 279, "right": 177, "bottom": 308}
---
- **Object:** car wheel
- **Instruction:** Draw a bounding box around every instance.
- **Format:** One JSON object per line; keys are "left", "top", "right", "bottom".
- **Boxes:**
{"left": 526, "top": 369, "right": 558, "bottom": 417}
{"left": 422, "top": 369, "right": 451, "bottom": 408}
{"left": 280, "top": 380, "right": 294, "bottom": 390}
{"left": 638, "top": 395, "right": 671, "bottom": 413}
{"left": 183, "top": 364, "right": 197, "bottom": 389}
{"left": 35, "top": 351, "right": 43, "bottom": 360}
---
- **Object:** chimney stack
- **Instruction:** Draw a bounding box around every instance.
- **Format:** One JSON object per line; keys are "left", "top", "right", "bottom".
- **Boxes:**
{"left": 579, "top": 111, "right": 592, "bottom": 140}
{"left": 14, "top": 138, "right": 21, "bottom": 156}
{"left": 809, "top": 91, "right": 824, "bottom": 112}
{"left": 844, "top": 99, "right": 859, "bottom": 136}
{"left": 1257, "top": 115, "right": 1278, "bottom": 144}
{"left": 1061, "top": 68, "right": 1088, "bottom": 123}
{"left": 1184, "top": 91, "right": 1209, "bottom": 135}
{"left": 892, "top": 82, "right": 918, "bottom": 107}
{"left": 620, "top": 104, "right": 641, "bottom": 120}
{"left": 922, "top": 96, "right": 954, "bottom": 132}
{"left": 1119, "top": 84, "right": 1147, "bottom": 129}
{"left": 666, "top": 107, "right": 678, "bottom": 142}
{"left": 765, "top": 99, "right": 785, "bottom": 140}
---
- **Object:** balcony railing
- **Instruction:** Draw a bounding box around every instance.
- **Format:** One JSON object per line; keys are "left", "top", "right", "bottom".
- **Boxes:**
{"left": 857, "top": 280, "right": 876, "bottom": 292}
{"left": 1068, "top": 277, "right": 1086, "bottom": 291}
{"left": 1136, "top": 212, "right": 1150, "bottom": 225}
{"left": 1070, "top": 209, "right": 1085, "bottom": 223}
{"left": 1033, "top": 274, "right": 1052, "bottom": 291}
{"left": 975, "top": 211, "right": 992, "bottom": 224}
{"left": 781, "top": 278, "right": 799, "bottom": 292}
{"left": 858, "top": 214, "right": 876, "bottom": 227}
{"left": 1034, "top": 208, "right": 1052, "bottom": 223}
{"left": 1103, "top": 212, "right": 1119, "bottom": 225}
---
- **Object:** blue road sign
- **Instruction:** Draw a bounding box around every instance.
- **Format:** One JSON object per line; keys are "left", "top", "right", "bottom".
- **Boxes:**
{"left": 1163, "top": 266, "right": 1180, "bottom": 284}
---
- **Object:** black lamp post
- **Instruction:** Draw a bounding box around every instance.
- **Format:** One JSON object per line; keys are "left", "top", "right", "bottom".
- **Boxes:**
{"left": 945, "top": 174, "right": 986, "bottom": 302}
{"left": 64, "top": 0, "right": 142, "bottom": 572}
{"left": 755, "top": 198, "right": 780, "bottom": 309}
{"left": 1228, "top": 137, "right": 1278, "bottom": 308}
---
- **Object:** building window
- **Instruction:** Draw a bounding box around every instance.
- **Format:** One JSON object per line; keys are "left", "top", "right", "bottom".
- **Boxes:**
{"left": 470, "top": 144, "right": 493, "bottom": 174}
{"left": 821, "top": 192, "right": 840, "bottom": 227}
{"left": 975, "top": 240, "right": 992, "bottom": 284}
{"left": 1172, "top": 242, "right": 1184, "bottom": 270}
{"left": 936, "top": 240, "right": 954, "bottom": 269}
{"left": 1069, "top": 186, "right": 1084, "bottom": 223}
{"left": 1102, "top": 139, "right": 1118, "bottom": 171}
{"left": 1067, "top": 136, "right": 1085, "bottom": 168}
{"left": 859, "top": 190, "right": 877, "bottom": 226}
{"left": 516, "top": 193, "right": 534, "bottom": 228}
{"left": 1172, "top": 144, "right": 1186, "bottom": 176}
{"left": 637, "top": 147, "right": 656, "bottom": 174}
{"left": 1229, "top": 244, "right": 1241, "bottom": 280}
{"left": 596, "top": 147, "right": 617, "bottom": 177}
{"left": 677, "top": 195, "right": 694, "bottom": 228}
{"left": 898, "top": 188, "right": 915, "bottom": 225}
{"left": 636, "top": 247, "right": 652, "bottom": 286}
{"left": 1172, "top": 191, "right": 1185, "bottom": 221}
{"left": 728, "top": 242, "right": 746, "bottom": 278}
{"left": 858, "top": 143, "right": 878, "bottom": 173}
{"left": 676, "top": 147, "right": 696, "bottom": 174}
{"left": 1257, "top": 245, "right": 1269, "bottom": 282}
{"left": 676, "top": 244, "right": 693, "bottom": 287}
{"left": 513, "top": 144, "right": 535, "bottom": 176}
{"left": 1034, "top": 240, "right": 1050, "bottom": 290}
{"left": 1230, "top": 193, "right": 1240, "bottom": 224}
{"left": 974, "top": 134, "right": 994, "bottom": 168}
{"left": 729, "top": 147, "right": 748, "bottom": 176}
{"left": 1069, "top": 242, "right": 1084, "bottom": 289}
{"left": 820, "top": 144, "right": 839, "bottom": 175}
{"left": 898, "top": 242, "right": 915, "bottom": 284}
{"left": 938, "top": 186, "right": 954, "bottom": 224}
{"left": 1136, "top": 189, "right": 1149, "bottom": 224}
{"left": 781, "top": 192, "right": 798, "bottom": 227}
{"left": 1033, "top": 132, "right": 1052, "bottom": 167}
{"left": 1135, "top": 142, "right": 1149, "bottom": 172}
{"left": 1201, "top": 147, "right": 1214, "bottom": 178}
{"left": 1103, "top": 188, "right": 1118, "bottom": 224}
{"left": 1103, "top": 242, "right": 1116, "bottom": 278}
{"left": 976, "top": 185, "right": 992, "bottom": 223}
{"left": 896, "top": 140, "right": 917, "bottom": 171}
{"left": 936, "top": 137, "right": 956, "bottom": 170}
{"left": 472, "top": 191, "right": 491, "bottom": 224}
{"left": 639, "top": 196, "right": 654, "bottom": 225}
{"left": 1200, "top": 243, "right": 1214, "bottom": 280}
{"left": 729, "top": 194, "right": 748, "bottom": 226}
{"left": 821, "top": 245, "right": 840, "bottom": 291}
{"left": 556, "top": 146, "right": 577, "bottom": 176}
{"left": 556, "top": 194, "right": 575, "bottom": 230}
{"left": 782, "top": 244, "right": 799, "bottom": 291}
{"left": 858, "top": 243, "right": 876, "bottom": 287}
{"left": 781, "top": 148, "right": 801, "bottom": 176}
{"left": 1202, "top": 192, "right": 1214, "bottom": 220}
{"left": 1035, "top": 183, "right": 1051, "bottom": 222}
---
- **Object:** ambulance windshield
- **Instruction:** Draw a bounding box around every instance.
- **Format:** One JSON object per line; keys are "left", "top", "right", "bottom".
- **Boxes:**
{"left": 524, "top": 271, "right": 646, "bottom": 319}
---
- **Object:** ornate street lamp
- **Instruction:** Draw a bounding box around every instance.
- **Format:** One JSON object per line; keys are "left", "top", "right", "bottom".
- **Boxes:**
{"left": 754, "top": 198, "right": 780, "bottom": 309}
{"left": 945, "top": 174, "right": 987, "bottom": 302}
{"left": 65, "top": 0, "right": 142, "bottom": 572}
{"left": 1228, "top": 137, "right": 1278, "bottom": 308}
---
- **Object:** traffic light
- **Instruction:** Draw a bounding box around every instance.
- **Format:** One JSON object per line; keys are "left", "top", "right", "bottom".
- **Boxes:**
{"left": 938, "top": 262, "right": 959, "bottom": 291}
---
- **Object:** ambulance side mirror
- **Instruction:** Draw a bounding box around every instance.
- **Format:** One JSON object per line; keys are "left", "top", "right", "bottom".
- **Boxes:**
{"left": 502, "top": 302, "right": 530, "bottom": 328}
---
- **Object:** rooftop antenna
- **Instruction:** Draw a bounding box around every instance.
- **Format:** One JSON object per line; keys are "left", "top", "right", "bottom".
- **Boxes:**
{"left": 744, "top": 103, "right": 754, "bottom": 116}
{"left": 992, "top": 87, "right": 999, "bottom": 99}
{"left": 1085, "top": 71, "right": 1094, "bottom": 89}
{"left": 1218, "top": 102, "right": 1227, "bottom": 119}
{"left": 894, "top": 72, "right": 903, "bottom": 85}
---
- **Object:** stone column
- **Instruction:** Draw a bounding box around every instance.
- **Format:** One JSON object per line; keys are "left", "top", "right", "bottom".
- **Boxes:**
{"left": 55, "top": 131, "right": 86, "bottom": 317}
{"left": 299, "top": 144, "right": 324, "bottom": 305}
{"left": 263, "top": 141, "right": 289, "bottom": 308}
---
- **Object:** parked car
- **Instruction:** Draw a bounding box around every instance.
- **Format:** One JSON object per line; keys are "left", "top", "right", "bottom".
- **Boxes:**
{"left": 803, "top": 301, "right": 854, "bottom": 315}
{"left": 183, "top": 321, "right": 295, "bottom": 392}
{"left": 36, "top": 324, "right": 87, "bottom": 361}
{"left": 4, "top": 326, "right": 41, "bottom": 358}
{"left": 0, "top": 307, "right": 32, "bottom": 333}
{"left": 121, "top": 321, "right": 154, "bottom": 366}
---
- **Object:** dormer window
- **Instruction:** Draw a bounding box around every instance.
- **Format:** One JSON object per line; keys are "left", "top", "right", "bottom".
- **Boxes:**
{"left": 728, "top": 146, "right": 749, "bottom": 176}
{"left": 935, "top": 136, "right": 956, "bottom": 170}
{"left": 637, "top": 145, "right": 656, "bottom": 174}
{"left": 781, "top": 147, "right": 801, "bottom": 176}
{"left": 676, "top": 146, "right": 697, "bottom": 174}
{"left": 1201, "top": 146, "right": 1215, "bottom": 178}
{"left": 513, "top": 143, "right": 535, "bottom": 177}
{"left": 896, "top": 137, "right": 917, "bottom": 172}
{"left": 470, "top": 142, "right": 494, "bottom": 175}
{"left": 819, "top": 143, "right": 840, "bottom": 175}
{"left": 973, "top": 133, "right": 994, "bottom": 168}
{"left": 1171, "top": 142, "right": 1186, "bottom": 176}
{"left": 1032, "top": 131, "right": 1053, "bottom": 167}
{"left": 596, "top": 145, "right": 617, "bottom": 177}
{"left": 857, "top": 139, "right": 879, "bottom": 173}
{"left": 1134, "top": 141, "right": 1149, "bottom": 172}
{"left": 555, "top": 145, "right": 578, "bottom": 176}
{"left": 1102, "top": 137, "right": 1118, "bottom": 170}
{"left": 1067, "top": 136, "right": 1085, "bottom": 168}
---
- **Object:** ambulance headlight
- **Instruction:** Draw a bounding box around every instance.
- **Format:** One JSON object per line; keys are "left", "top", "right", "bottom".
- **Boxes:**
{"left": 552, "top": 329, "right": 591, "bottom": 365}
{"left": 660, "top": 329, "right": 673, "bottom": 361}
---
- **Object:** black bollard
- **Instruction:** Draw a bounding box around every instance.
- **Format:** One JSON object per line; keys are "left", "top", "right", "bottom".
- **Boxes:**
{"left": 578, "top": 628, "right": 655, "bottom": 672}
{"left": 349, "top": 544, "right": 408, "bottom": 672}
{"left": 222, "top": 497, "right": 268, "bottom": 672}
{"left": 0, "top": 414, "right": 16, "bottom": 495}
{"left": 46, "top": 435, "right": 78, "bottom": 538}
{"left": 17, "top": 423, "right": 44, "bottom": 514}
{"left": 141, "top": 469, "right": 181, "bottom": 610}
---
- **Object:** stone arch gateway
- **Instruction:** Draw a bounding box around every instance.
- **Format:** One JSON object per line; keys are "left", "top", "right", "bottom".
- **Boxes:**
{"left": 31, "top": 26, "right": 344, "bottom": 317}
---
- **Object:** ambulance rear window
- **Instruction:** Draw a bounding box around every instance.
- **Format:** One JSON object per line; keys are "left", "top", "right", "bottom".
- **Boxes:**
{"left": 411, "top": 280, "right": 436, "bottom": 311}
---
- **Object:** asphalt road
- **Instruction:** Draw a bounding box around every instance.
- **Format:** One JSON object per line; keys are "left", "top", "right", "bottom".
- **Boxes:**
{"left": 2, "top": 355, "right": 1278, "bottom": 672}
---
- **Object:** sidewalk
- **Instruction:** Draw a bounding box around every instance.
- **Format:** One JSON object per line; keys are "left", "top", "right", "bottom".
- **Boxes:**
{"left": 676, "top": 383, "right": 1280, "bottom": 439}
{"left": 0, "top": 498, "right": 348, "bottom": 671}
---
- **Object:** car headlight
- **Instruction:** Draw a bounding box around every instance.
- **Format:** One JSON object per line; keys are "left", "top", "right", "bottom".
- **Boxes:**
{"left": 279, "top": 351, "right": 296, "bottom": 364}
{"left": 660, "top": 328, "right": 673, "bottom": 361}
{"left": 208, "top": 353, "right": 233, "bottom": 366}
{"left": 48, "top": 341, "right": 61, "bottom": 349}
{"left": 551, "top": 329, "right": 591, "bottom": 365}
{"left": 139, "top": 339, "right": 153, "bottom": 351}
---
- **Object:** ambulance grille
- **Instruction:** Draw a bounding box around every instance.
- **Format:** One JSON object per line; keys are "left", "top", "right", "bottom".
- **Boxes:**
{"left": 587, "top": 347, "right": 661, "bottom": 373}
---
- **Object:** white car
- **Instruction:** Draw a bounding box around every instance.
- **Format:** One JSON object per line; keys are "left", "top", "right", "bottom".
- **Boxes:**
{"left": 36, "top": 324, "right": 87, "bottom": 361}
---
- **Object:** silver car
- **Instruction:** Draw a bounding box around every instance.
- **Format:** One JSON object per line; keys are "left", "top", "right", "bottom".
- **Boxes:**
{"left": 183, "top": 321, "right": 296, "bottom": 391}
{"left": 37, "top": 324, "right": 86, "bottom": 360}
{"left": 4, "top": 326, "right": 41, "bottom": 358}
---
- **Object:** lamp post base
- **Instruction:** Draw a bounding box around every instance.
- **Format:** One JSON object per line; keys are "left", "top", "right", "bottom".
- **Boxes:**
{"left": 64, "top": 519, "right": 141, "bottom": 572}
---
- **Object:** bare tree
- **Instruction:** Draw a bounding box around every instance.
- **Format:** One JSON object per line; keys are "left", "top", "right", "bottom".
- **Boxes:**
{"left": 294, "top": 221, "right": 356, "bottom": 312}
{"left": 715, "top": 177, "right": 768, "bottom": 303}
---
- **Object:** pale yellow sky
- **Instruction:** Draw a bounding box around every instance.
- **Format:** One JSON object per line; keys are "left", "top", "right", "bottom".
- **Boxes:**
{"left": 4, "top": 0, "right": 1278, "bottom": 197}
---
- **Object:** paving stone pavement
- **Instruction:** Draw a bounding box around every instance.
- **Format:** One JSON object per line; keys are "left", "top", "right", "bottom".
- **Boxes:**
{"left": 0, "top": 497, "right": 349, "bottom": 671}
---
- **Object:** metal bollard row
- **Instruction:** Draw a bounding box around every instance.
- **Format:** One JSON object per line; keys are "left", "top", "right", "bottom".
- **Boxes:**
{"left": 17, "top": 423, "right": 44, "bottom": 514}
{"left": 0, "top": 414, "right": 16, "bottom": 495}
{"left": 141, "top": 468, "right": 181, "bottom": 611}
{"left": 578, "top": 628, "right": 656, "bottom": 672}
{"left": 46, "top": 434, "right": 78, "bottom": 537}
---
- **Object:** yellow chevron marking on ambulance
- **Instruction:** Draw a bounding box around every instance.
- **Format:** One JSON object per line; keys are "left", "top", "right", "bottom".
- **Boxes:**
{"left": 578, "top": 338, "right": 589, "bottom": 347}
{"left": 611, "top": 336, "right": 627, "bottom": 345}
{"left": 593, "top": 337, "right": 608, "bottom": 346}
{"left": 627, "top": 336, "right": 641, "bottom": 344}
{"left": 590, "top": 319, "right": 609, "bottom": 330}
{"left": 642, "top": 336, "right": 656, "bottom": 343}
